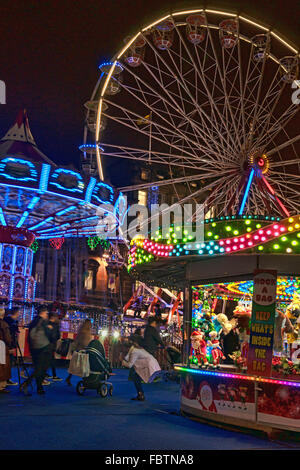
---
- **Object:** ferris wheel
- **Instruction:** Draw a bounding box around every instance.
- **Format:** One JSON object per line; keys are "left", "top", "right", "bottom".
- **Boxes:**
{"left": 82, "top": 8, "right": 300, "bottom": 219}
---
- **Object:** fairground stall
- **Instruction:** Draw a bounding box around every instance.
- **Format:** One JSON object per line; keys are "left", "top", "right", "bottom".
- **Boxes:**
{"left": 87, "top": 6, "right": 300, "bottom": 433}
{"left": 129, "top": 214, "right": 300, "bottom": 435}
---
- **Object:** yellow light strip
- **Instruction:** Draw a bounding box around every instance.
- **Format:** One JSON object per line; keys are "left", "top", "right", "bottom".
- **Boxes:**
{"left": 239, "top": 15, "right": 269, "bottom": 32}
{"left": 205, "top": 9, "right": 236, "bottom": 17}
{"left": 117, "top": 32, "right": 142, "bottom": 59}
{"left": 101, "top": 61, "right": 117, "bottom": 98}
{"left": 95, "top": 61, "right": 117, "bottom": 180}
{"left": 271, "top": 31, "right": 298, "bottom": 54}
{"left": 95, "top": 98, "right": 103, "bottom": 143}
{"left": 172, "top": 10, "right": 203, "bottom": 16}
{"left": 96, "top": 144, "right": 104, "bottom": 181}
{"left": 142, "top": 14, "right": 171, "bottom": 32}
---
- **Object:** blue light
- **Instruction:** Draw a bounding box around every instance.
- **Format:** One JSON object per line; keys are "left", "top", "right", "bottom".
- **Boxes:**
{"left": 239, "top": 169, "right": 254, "bottom": 215}
{"left": 9, "top": 246, "right": 17, "bottom": 303}
{"left": 0, "top": 207, "right": 7, "bottom": 226}
{"left": 29, "top": 216, "right": 53, "bottom": 231}
{"left": 56, "top": 206, "right": 76, "bottom": 217}
{"left": 84, "top": 177, "right": 97, "bottom": 203}
{"left": 0, "top": 157, "right": 38, "bottom": 183}
{"left": 92, "top": 181, "right": 114, "bottom": 205}
{"left": 16, "top": 211, "right": 29, "bottom": 228}
{"left": 49, "top": 168, "right": 85, "bottom": 195}
{"left": 27, "top": 196, "right": 40, "bottom": 210}
{"left": 39, "top": 164, "right": 51, "bottom": 192}
{"left": 98, "top": 61, "right": 124, "bottom": 72}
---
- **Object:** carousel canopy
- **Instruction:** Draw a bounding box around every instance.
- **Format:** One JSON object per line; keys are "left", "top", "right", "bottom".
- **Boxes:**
{"left": 0, "top": 111, "right": 120, "bottom": 240}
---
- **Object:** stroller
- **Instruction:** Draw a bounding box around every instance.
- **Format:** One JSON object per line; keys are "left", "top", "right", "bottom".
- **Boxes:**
{"left": 164, "top": 346, "right": 181, "bottom": 383}
{"left": 76, "top": 340, "right": 113, "bottom": 398}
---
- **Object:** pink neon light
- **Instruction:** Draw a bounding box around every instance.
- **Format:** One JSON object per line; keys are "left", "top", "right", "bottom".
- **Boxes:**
{"left": 262, "top": 176, "right": 290, "bottom": 217}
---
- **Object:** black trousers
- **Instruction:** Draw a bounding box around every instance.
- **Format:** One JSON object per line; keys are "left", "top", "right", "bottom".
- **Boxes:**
{"left": 29, "top": 346, "right": 52, "bottom": 390}
{"left": 47, "top": 350, "right": 57, "bottom": 377}
{"left": 129, "top": 367, "right": 144, "bottom": 395}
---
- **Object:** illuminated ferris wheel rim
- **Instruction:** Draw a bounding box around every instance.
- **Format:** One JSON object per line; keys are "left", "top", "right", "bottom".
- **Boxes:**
{"left": 88, "top": 7, "right": 300, "bottom": 219}
{"left": 95, "top": 7, "right": 299, "bottom": 142}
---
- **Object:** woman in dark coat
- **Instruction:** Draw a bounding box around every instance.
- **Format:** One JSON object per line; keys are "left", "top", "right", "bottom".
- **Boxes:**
{"left": 0, "top": 308, "right": 12, "bottom": 393}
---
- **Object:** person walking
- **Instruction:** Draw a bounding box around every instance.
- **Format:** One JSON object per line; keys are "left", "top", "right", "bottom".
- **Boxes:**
{"left": 4, "top": 307, "right": 20, "bottom": 386}
{"left": 122, "top": 334, "right": 161, "bottom": 401}
{"left": 46, "top": 312, "right": 62, "bottom": 381}
{"left": 21, "top": 307, "right": 53, "bottom": 395}
{"left": 66, "top": 319, "right": 92, "bottom": 386}
{"left": 143, "top": 316, "right": 165, "bottom": 357}
{"left": 0, "top": 308, "right": 12, "bottom": 394}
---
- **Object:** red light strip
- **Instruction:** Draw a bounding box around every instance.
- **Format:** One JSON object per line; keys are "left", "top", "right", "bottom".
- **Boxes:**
{"left": 261, "top": 176, "right": 290, "bottom": 217}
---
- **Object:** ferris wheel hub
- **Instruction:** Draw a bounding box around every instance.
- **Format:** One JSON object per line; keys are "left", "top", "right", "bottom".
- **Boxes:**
{"left": 249, "top": 152, "right": 270, "bottom": 175}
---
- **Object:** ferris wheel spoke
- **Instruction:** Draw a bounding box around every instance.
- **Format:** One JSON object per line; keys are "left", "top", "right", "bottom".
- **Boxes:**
{"left": 251, "top": 66, "right": 286, "bottom": 140}
{"left": 266, "top": 135, "right": 300, "bottom": 158}
{"left": 141, "top": 32, "right": 239, "bottom": 158}
{"left": 220, "top": 45, "right": 244, "bottom": 151}
{"left": 243, "top": 50, "right": 270, "bottom": 150}
{"left": 254, "top": 102, "right": 300, "bottom": 150}
{"left": 271, "top": 170, "right": 300, "bottom": 181}
{"left": 99, "top": 142, "right": 227, "bottom": 170}
{"left": 117, "top": 170, "right": 233, "bottom": 192}
{"left": 203, "top": 16, "right": 243, "bottom": 153}
{"left": 268, "top": 178, "right": 300, "bottom": 213}
{"left": 170, "top": 19, "right": 240, "bottom": 155}
{"left": 101, "top": 105, "right": 203, "bottom": 162}
{"left": 121, "top": 60, "right": 230, "bottom": 159}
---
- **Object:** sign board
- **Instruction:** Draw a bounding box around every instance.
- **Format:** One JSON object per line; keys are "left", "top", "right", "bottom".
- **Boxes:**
{"left": 247, "top": 269, "right": 277, "bottom": 377}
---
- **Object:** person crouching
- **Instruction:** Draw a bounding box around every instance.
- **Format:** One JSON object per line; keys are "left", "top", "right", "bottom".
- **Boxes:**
{"left": 122, "top": 334, "right": 161, "bottom": 402}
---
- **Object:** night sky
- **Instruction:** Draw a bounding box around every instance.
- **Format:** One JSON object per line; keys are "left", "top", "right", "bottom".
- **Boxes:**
{"left": 0, "top": 0, "right": 299, "bottom": 169}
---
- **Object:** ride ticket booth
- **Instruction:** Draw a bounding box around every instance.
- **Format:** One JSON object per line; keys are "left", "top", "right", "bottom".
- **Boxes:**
{"left": 128, "top": 215, "right": 300, "bottom": 435}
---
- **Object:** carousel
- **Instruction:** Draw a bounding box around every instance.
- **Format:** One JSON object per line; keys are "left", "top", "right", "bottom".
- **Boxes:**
{"left": 0, "top": 110, "right": 125, "bottom": 355}
{"left": 86, "top": 7, "right": 300, "bottom": 435}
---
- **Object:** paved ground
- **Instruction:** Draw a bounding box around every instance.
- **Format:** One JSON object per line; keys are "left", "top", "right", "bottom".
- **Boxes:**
{"left": 0, "top": 367, "right": 300, "bottom": 450}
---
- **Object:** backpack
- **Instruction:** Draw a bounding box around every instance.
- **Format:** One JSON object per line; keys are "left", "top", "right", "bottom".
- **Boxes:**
{"left": 29, "top": 321, "right": 49, "bottom": 349}
{"left": 56, "top": 338, "right": 73, "bottom": 357}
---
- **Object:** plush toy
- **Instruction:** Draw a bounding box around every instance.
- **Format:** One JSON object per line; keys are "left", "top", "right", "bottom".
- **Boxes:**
{"left": 190, "top": 330, "right": 208, "bottom": 367}
{"left": 286, "top": 293, "right": 300, "bottom": 344}
{"left": 214, "top": 313, "right": 237, "bottom": 335}
{"left": 207, "top": 330, "right": 225, "bottom": 368}
{"left": 198, "top": 313, "right": 214, "bottom": 340}
{"left": 233, "top": 303, "right": 251, "bottom": 360}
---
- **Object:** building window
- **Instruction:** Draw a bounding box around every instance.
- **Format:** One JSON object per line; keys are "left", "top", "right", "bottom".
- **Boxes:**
{"left": 85, "top": 270, "right": 94, "bottom": 291}
{"left": 138, "top": 190, "right": 147, "bottom": 206}
{"left": 140, "top": 169, "right": 150, "bottom": 181}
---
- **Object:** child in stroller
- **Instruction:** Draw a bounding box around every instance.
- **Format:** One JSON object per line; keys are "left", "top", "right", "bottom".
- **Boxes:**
{"left": 76, "top": 339, "right": 113, "bottom": 397}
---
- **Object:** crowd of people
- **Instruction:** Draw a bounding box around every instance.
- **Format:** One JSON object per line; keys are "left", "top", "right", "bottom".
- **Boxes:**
{"left": 0, "top": 307, "right": 171, "bottom": 400}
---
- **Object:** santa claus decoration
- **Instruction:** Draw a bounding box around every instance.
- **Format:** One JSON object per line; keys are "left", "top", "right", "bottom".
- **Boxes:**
{"left": 207, "top": 330, "right": 225, "bottom": 368}
{"left": 190, "top": 330, "right": 208, "bottom": 367}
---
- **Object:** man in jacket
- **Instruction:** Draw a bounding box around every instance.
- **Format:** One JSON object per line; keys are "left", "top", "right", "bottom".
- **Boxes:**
{"left": 0, "top": 308, "right": 12, "bottom": 393}
{"left": 21, "top": 307, "right": 53, "bottom": 395}
{"left": 143, "top": 316, "right": 165, "bottom": 357}
{"left": 46, "top": 312, "right": 62, "bottom": 381}
{"left": 4, "top": 307, "right": 20, "bottom": 386}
